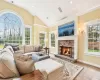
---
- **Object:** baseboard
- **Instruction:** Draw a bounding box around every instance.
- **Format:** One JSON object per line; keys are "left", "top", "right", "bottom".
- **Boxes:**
{"left": 77, "top": 60, "right": 100, "bottom": 68}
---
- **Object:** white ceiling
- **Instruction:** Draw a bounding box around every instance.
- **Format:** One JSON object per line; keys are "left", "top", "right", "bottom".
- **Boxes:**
{"left": 5, "top": 0, "right": 100, "bottom": 26}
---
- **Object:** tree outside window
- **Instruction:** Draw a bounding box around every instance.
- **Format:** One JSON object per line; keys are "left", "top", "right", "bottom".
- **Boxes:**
{"left": 39, "top": 33, "right": 45, "bottom": 47}
{"left": 25, "top": 27, "right": 30, "bottom": 45}
{"left": 86, "top": 21, "right": 100, "bottom": 55}
{"left": 51, "top": 33, "right": 55, "bottom": 47}
{"left": 0, "top": 12, "right": 23, "bottom": 49}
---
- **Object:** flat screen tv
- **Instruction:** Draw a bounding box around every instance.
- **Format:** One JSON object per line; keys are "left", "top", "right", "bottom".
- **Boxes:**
{"left": 58, "top": 21, "right": 74, "bottom": 37}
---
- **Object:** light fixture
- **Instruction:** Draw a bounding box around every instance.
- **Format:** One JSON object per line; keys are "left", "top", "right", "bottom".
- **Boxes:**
{"left": 46, "top": 17, "right": 48, "bottom": 19}
{"left": 58, "top": 7, "right": 63, "bottom": 13}
{"left": 70, "top": 1, "right": 73, "bottom": 4}
{"left": 78, "top": 27, "right": 84, "bottom": 34}
{"left": 32, "top": 6, "right": 35, "bottom": 8}
{"left": 11, "top": 1, "right": 14, "bottom": 3}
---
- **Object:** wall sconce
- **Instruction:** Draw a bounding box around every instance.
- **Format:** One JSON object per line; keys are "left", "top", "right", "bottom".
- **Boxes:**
{"left": 78, "top": 28, "right": 84, "bottom": 34}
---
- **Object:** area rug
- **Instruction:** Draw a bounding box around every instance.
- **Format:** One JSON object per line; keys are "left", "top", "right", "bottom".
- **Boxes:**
{"left": 51, "top": 57, "right": 84, "bottom": 80}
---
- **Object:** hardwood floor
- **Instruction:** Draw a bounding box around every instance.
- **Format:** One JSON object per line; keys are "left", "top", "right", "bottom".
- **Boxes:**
{"left": 50, "top": 54, "right": 100, "bottom": 80}
{"left": 74, "top": 62, "right": 100, "bottom": 80}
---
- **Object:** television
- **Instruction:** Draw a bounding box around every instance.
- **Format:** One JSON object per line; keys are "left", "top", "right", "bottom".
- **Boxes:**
{"left": 58, "top": 21, "right": 74, "bottom": 37}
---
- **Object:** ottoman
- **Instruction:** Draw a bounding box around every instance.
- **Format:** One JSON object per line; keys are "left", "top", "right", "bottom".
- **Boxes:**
{"left": 35, "top": 59, "right": 63, "bottom": 80}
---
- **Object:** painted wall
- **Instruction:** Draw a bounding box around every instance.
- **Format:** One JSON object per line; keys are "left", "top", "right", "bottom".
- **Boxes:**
{"left": 33, "top": 16, "right": 48, "bottom": 46}
{"left": 0, "top": 0, "right": 48, "bottom": 45}
{"left": 48, "top": 8, "right": 100, "bottom": 66}
{"left": 78, "top": 8, "right": 100, "bottom": 65}
{"left": 34, "top": 16, "right": 47, "bottom": 26}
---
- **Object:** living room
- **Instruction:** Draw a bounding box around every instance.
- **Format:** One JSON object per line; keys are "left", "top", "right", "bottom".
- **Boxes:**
{"left": 0, "top": 0, "right": 100, "bottom": 80}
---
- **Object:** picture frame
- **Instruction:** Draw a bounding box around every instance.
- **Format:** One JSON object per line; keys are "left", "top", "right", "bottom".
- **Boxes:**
{"left": 58, "top": 21, "right": 75, "bottom": 37}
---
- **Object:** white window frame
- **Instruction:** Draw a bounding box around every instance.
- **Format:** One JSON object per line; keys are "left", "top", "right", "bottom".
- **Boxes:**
{"left": 39, "top": 31, "right": 47, "bottom": 47}
{"left": 0, "top": 11, "right": 24, "bottom": 47}
{"left": 84, "top": 19, "right": 100, "bottom": 56}
{"left": 24, "top": 25, "right": 32, "bottom": 45}
{"left": 49, "top": 31, "right": 56, "bottom": 48}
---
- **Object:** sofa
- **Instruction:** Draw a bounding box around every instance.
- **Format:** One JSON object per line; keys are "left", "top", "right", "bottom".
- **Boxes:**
{"left": 0, "top": 46, "right": 63, "bottom": 80}
{"left": 15, "top": 45, "right": 46, "bottom": 55}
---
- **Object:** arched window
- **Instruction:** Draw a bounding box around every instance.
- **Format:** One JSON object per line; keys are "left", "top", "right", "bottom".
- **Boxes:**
{"left": 0, "top": 12, "right": 23, "bottom": 48}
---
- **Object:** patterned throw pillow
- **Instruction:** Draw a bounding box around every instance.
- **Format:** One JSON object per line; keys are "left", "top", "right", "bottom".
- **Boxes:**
{"left": 0, "top": 48, "right": 20, "bottom": 79}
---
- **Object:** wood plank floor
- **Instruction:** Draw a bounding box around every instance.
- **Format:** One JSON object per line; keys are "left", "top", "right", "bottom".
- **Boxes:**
{"left": 50, "top": 54, "right": 100, "bottom": 80}
{"left": 74, "top": 62, "right": 100, "bottom": 80}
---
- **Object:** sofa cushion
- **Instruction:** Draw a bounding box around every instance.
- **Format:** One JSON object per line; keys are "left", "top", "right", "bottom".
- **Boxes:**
{"left": 0, "top": 48, "right": 20, "bottom": 79}
{"left": 14, "top": 53, "right": 32, "bottom": 61}
{"left": 33, "top": 45, "right": 41, "bottom": 52}
{"left": 24, "top": 45, "right": 33, "bottom": 53}
{"left": 39, "top": 45, "right": 43, "bottom": 50}
{"left": 15, "top": 56, "right": 35, "bottom": 75}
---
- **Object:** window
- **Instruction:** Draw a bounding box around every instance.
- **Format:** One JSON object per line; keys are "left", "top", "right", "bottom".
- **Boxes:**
{"left": 85, "top": 20, "right": 100, "bottom": 56}
{"left": 25, "top": 27, "right": 31, "bottom": 45}
{"left": 39, "top": 33, "right": 45, "bottom": 47}
{"left": 51, "top": 33, "right": 55, "bottom": 47}
{"left": 0, "top": 12, "right": 23, "bottom": 48}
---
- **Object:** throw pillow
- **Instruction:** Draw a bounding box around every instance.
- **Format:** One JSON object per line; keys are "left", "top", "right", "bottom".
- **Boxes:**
{"left": 15, "top": 57, "right": 35, "bottom": 75}
{"left": 13, "top": 46, "right": 19, "bottom": 51}
{"left": 14, "top": 53, "right": 32, "bottom": 61}
{"left": 24, "top": 45, "right": 33, "bottom": 53}
{"left": 6, "top": 46, "right": 14, "bottom": 54}
{"left": 0, "top": 49, "right": 20, "bottom": 79}
{"left": 39, "top": 45, "right": 43, "bottom": 50}
{"left": 34, "top": 45, "right": 40, "bottom": 52}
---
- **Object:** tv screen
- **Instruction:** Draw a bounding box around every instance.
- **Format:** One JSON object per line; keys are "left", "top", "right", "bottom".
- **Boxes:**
{"left": 58, "top": 21, "right": 74, "bottom": 37}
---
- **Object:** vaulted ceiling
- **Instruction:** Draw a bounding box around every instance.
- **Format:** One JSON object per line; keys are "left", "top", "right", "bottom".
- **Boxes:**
{"left": 5, "top": 0, "right": 100, "bottom": 26}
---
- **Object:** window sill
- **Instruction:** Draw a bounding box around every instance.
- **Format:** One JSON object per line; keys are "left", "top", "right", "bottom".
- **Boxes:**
{"left": 85, "top": 52, "right": 100, "bottom": 57}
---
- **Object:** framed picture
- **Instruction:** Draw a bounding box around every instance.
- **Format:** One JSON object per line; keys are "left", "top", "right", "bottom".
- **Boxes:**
{"left": 58, "top": 21, "right": 75, "bottom": 37}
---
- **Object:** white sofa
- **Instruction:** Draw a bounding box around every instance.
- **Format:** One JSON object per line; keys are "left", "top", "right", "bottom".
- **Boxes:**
{"left": 0, "top": 46, "right": 63, "bottom": 80}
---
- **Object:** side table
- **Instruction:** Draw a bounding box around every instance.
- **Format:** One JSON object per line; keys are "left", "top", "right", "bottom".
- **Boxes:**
{"left": 43, "top": 47, "right": 49, "bottom": 56}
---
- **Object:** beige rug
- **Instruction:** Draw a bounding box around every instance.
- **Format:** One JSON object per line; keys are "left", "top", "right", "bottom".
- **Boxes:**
{"left": 51, "top": 57, "right": 84, "bottom": 80}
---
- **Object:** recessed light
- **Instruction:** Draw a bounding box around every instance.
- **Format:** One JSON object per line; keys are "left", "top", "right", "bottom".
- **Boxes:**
{"left": 46, "top": 17, "right": 48, "bottom": 19}
{"left": 10, "top": 0, "right": 14, "bottom": 3}
{"left": 32, "top": 6, "right": 35, "bottom": 8}
{"left": 70, "top": 1, "right": 72, "bottom": 4}
{"left": 58, "top": 7, "right": 63, "bottom": 13}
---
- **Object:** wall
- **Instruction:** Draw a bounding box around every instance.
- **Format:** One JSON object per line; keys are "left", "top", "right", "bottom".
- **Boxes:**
{"left": 33, "top": 16, "right": 48, "bottom": 46}
{"left": 0, "top": 0, "right": 34, "bottom": 44}
{"left": 0, "top": 0, "right": 48, "bottom": 45}
{"left": 78, "top": 8, "right": 100, "bottom": 65}
{"left": 48, "top": 8, "right": 100, "bottom": 66}
{"left": 34, "top": 16, "right": 46, "bottom": 26}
